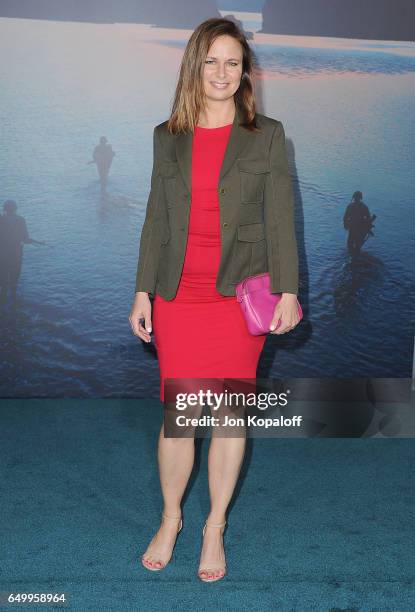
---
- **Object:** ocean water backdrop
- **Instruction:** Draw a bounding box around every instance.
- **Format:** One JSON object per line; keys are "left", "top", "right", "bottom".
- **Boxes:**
{"left": 0, "top": 18, "right": 414, "bottom": 397}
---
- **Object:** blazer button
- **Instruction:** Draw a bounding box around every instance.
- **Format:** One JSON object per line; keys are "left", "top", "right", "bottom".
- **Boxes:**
{"left": 219, "top": 187, "right": 226, "bottom": 194}
{"left": 223, "top": 222, "right": 229, "bottom": 228}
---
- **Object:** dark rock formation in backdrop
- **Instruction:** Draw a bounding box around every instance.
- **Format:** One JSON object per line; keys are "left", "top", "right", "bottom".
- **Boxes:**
{"left": 261, "top": 0, "right": 415, "bottom": 42}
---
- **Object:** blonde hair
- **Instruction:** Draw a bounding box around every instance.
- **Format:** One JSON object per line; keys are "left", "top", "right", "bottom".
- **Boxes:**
{"left": 167, "top": 17, "right": 259, "bottom": 135}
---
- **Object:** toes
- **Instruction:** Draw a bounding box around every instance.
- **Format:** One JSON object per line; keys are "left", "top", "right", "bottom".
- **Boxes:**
{"left": 199, "top": 568, "right": 225, "bottom": 580}
{"left": 142, "top": 555, "right": 154, "bottom": 567}
{"left": 142, "top": 555, "right": 165, "bottom": 569}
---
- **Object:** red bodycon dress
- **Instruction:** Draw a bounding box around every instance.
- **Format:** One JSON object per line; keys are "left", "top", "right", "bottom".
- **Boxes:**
{"left": 152, "top": 123, "right": 266, "bottom": 402}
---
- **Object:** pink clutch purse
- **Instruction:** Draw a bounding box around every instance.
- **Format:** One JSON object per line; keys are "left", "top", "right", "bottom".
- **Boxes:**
{"left": 235, "top": 272, "right": 303, "bottom": 336}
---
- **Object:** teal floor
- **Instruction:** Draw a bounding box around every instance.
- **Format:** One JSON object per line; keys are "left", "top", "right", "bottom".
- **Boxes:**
{"left": 1, "top": 399, "right": 414, "bottom": 611}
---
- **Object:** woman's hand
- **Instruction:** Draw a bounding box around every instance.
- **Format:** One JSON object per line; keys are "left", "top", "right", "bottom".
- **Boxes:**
{"left": 269, "top": 293, "right": 301, "bottom": 335}
{"left": 129, "top": 292, "right": 153, "bottom": 343}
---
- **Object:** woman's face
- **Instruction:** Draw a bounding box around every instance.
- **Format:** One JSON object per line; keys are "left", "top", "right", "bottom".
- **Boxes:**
{"left": 202, "top": 35, "right": 243, "bottom": 103}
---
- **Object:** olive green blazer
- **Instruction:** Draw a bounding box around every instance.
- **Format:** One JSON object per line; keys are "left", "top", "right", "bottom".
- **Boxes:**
{"left": 135, "top": 106, "right": 299, "bottom": 299}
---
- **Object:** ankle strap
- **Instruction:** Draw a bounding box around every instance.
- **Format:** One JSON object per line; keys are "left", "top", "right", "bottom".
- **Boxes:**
{"left": 204, "top": 520, "right": 226, "bottom": 528}
{"left": 162, "top": 513, "right": 182, "bottom": 521}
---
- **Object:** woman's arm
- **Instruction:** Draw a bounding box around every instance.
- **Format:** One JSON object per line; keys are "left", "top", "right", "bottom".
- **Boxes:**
{"left": 266, "top": 121, "right": 301, "bottom": 334}
{"left": 266, "top": 120, "right": 299, "bottom": 296}
{"left": 134, "top": 126, "right": 163, "bottom": 296}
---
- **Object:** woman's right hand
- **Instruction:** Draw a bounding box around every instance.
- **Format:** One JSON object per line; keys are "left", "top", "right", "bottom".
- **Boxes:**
{"left": 129, "top": 292, "right": 153, "bottom": 343}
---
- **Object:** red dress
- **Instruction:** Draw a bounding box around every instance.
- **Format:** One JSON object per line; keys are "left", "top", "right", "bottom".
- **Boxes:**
{"left": 153, "top": 123, "right": 266, "bottom": 402}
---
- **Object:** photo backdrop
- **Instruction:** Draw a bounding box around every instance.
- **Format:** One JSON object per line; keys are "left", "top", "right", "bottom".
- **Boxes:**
{"left": 0, "top": 1, "right": 414, "bottom": 398}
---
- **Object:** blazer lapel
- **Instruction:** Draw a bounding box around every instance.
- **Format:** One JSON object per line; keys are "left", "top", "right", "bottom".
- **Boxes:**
{"left": 175, "top": 105, "right": 252, "bottom": 194}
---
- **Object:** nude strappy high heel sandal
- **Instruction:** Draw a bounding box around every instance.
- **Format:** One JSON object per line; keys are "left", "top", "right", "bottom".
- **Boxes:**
{"left": 198, "top": 520, "right": 227, "bottom": 582}
{"left": 141, "top": 513, "right": 183, "bottom": 571}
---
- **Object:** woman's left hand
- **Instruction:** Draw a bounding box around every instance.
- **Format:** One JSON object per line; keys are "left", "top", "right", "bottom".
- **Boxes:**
{"left": 269, "top": 293, "right": 301, "bottom": 335}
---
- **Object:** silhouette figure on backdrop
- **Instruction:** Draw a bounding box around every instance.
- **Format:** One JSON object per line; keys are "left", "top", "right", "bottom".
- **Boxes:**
{"left": 0, "top": 200, "right": 46, "bottom": 305}
{"left": 87, "top": 136, "right": 116, "bottom": 192}
{"left": 343, "top": 191, "right": 376, "bottom": 256}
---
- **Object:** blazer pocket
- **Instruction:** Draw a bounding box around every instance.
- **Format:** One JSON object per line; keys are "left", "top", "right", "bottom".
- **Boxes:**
{"left": 237, "top": 158, "right": 270, "bottom": 204}
{"left": 231, "top": 222, "right": 267, "bottom": 283}
{"left": 237, "top": 222, "right": 265, "bottom": 242}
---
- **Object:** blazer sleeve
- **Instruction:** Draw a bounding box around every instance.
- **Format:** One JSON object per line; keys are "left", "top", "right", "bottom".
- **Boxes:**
{"left": 266, "top": 121, "right": 299, "bottom": 295}
{"left": 134, "top": 126, "right": 163, "bottom": 296}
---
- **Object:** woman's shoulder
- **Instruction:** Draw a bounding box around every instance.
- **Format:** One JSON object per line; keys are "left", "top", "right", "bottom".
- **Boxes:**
{"left": 155, "top": 119, "right": 169, "bottom": 131}
{"left": 255, "top": 111, "right": 283, "bottom": 131}
{"left": 153, "top": 119, "right": 169, "bottom": 139}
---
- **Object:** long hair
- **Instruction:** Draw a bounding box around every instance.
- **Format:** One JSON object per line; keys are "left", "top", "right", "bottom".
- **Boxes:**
{"left": 167, "top": 18, "right": 259, "bottom": 135}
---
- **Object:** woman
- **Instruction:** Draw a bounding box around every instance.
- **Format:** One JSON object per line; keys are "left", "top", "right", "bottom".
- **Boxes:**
{"left": 129, "top": 18, "right": 301, "bottom": 582}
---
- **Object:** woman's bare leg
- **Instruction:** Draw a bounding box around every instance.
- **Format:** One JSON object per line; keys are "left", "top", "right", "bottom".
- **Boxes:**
{"left": 142, "top": 420, "right": 197, "bottom": 568}
{"left": 198, "top": 435, "right": 246, "bottom": 579}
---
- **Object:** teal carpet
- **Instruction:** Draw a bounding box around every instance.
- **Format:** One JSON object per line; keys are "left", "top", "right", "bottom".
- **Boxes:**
{"left": 1, "top": 399, "right": 414, "bottom": 611}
